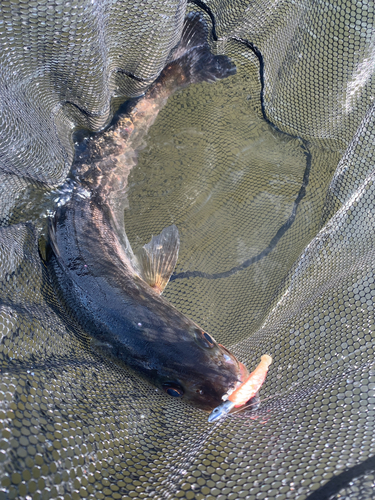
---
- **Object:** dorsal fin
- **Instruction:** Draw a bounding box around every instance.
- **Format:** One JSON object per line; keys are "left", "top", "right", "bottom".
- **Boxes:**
{"left": 136, "top": 225, "right": 180, "bottom": 294}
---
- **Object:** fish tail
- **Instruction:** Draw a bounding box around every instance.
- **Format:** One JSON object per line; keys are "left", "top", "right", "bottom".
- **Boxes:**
{"left": 151, "top": 12, "right": 236, "bottom": 96}
{"left": 176, "top": 11, "right": 236, "bottom": 81}
{"left": 177, "top": 45, "right": 236, "bottom": 85}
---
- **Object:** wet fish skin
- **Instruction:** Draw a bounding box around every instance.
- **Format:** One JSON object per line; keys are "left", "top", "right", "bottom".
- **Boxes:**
{"left": 48, "top": 196, "right": 244, "bottom": 411}
{"left": 47, "top": 12, "right": 244, "bottom": 412}
{"left": 74, "top": 14, "right": 236, "bottom": 205}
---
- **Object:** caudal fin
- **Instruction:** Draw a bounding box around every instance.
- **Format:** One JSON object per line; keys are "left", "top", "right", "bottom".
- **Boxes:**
{"left": 155, "top": 12, "right": 236, "bottom": 93}
{"left": 171, "top": 11, "right": 210, "bottom": 59}
{"left": 176, "top": 11, "right": 236, "bottom": 84}
{"left": 180, "top": 46, "right": 236, "bottom": 84}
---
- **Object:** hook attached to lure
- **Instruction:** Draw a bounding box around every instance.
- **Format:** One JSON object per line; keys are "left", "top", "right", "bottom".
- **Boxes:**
{"left": 208, "top": 354, "right": 272, "bottom": 423}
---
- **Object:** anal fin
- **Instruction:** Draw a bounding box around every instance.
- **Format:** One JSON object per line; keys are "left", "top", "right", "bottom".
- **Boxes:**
{"left": 136, "top": 225, "right": 180, "bottom": 294}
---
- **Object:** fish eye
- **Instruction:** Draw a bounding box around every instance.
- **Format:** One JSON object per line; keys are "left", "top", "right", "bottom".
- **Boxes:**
{"left": 203, "top": 332, "right": 214, "bottom": 347}
{"left": 162, "top": 383, "right": 184, "bottom": 397}
{"left": 193, "top": 327, "right": 215, "bottom": 349}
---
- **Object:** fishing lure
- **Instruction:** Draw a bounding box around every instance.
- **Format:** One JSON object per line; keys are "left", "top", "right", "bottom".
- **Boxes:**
{"left": 208, "top": 355, "right": 272, "bottom": 422}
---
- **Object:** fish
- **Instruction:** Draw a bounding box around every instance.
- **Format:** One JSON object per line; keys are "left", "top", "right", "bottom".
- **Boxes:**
{"left": 46, "top": 12, "right": 270, "bottom": 414}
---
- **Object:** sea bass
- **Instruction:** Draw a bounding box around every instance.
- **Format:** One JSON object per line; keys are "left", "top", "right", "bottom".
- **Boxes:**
{"left": 47, "top": 13, "right": 256, "bottom": 413}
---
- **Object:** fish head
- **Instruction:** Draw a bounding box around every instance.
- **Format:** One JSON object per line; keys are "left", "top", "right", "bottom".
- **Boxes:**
{"left": 155, "top": 322, "right": 250, "bottom": 412}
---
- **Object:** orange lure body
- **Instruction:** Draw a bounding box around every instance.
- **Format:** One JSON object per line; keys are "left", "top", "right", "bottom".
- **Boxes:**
{"left": 208, "top": 355, "right": 272, "bottom": 422}
{"left": 229, "top": 355, "right": 272, "bottom": 407}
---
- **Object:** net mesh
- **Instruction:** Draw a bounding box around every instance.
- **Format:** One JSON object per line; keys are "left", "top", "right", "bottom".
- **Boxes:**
{"left": 0, "top": 0, "right": 374, "bottom": 499}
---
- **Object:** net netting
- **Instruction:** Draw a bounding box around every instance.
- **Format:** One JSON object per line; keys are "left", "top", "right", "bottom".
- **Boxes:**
{"left": 0, "top": 0, "right": 374, "bottom": 499}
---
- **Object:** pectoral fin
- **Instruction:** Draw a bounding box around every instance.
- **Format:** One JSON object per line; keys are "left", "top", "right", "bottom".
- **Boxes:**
{"left": 136, "top": 225, "right": 180, "bottom": 294}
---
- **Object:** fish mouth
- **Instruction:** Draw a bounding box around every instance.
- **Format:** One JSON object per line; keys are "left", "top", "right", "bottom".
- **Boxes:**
{"left": 222, "top": 361, "right": 249, "bottom": 401}
{"left": 216, "top": 344, "right": 250, "bottom": 401}
{"left": 238, "top": 361, "right": 250, "bottom": 384}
